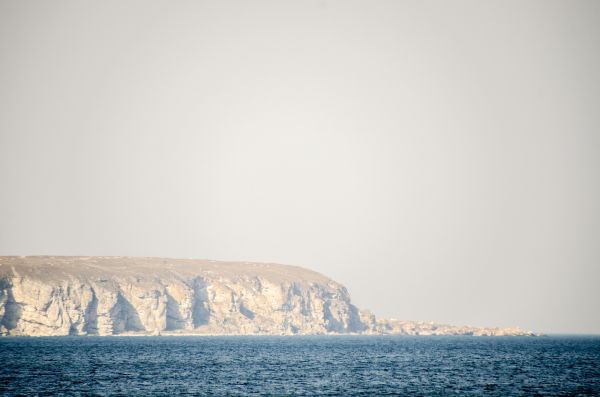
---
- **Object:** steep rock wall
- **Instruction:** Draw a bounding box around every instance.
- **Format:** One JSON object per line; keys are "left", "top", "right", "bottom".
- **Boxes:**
{"left": 0, "top": 256, "right": 367, "bottom": 336}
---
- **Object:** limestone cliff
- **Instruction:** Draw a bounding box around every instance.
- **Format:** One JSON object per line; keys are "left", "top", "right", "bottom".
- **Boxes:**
{"left": 0, "top": 256, "right": 534, "bottom": 336}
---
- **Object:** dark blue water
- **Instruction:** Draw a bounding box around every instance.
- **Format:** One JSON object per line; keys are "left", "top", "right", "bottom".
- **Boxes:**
{"left": 1, "top": 336, "right": 599, "bottom": 396}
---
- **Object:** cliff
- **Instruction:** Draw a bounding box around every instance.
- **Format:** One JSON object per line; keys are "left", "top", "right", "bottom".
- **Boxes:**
{"left": 0, "top": 256, "right": 534, "bottom": 337}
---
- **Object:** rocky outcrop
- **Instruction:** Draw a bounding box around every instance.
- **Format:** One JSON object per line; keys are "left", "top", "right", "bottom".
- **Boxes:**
{"left": 374, "top": 319, "right": 535, "bottom": 336}
{"left": 0, "top": 256, "right": 535, "bottom": 336}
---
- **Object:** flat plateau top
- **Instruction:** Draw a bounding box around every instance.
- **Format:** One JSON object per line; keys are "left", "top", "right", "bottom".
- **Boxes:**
{"left": 0, "top": 256, "right": 333, "bottom": 285}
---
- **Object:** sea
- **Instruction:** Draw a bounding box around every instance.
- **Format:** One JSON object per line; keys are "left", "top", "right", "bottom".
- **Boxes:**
{"left": 1, "top": 335, "right": 599, "bottom": 396}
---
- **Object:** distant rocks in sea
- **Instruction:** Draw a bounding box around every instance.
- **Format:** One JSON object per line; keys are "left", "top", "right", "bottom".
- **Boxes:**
{"left": 374, "top": 319, "right": 536, "bottom": 336}
{"left": 0, "top": 256, "right": 536, "bottom": 337}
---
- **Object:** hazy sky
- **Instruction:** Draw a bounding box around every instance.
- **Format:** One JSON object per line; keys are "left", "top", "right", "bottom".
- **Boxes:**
{"left": 1, "top": 0, "right": 599, "bottom": 334}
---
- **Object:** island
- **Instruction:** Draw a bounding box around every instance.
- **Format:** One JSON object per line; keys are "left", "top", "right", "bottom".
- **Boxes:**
{"left": 0, "top": 256, "right": 535, "bottom": 337}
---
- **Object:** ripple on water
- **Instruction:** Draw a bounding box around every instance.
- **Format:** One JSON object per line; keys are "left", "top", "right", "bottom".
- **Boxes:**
{"left": 0, "top": 336, "right": 599, "bottom": 396}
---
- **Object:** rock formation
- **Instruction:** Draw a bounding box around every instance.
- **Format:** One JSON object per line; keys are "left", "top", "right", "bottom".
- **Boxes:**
{"left": 0, "top": 256, "right": 535, "bottom": 336}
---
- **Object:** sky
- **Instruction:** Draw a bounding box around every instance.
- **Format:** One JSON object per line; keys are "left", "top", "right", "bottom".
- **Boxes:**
{"left": 1, "top": 0, "right": 599, "bottom": 334}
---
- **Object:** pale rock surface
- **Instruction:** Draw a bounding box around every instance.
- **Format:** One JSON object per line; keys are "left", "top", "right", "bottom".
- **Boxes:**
{"left": 0, "top": 257, "right": 535, "bottom": 337}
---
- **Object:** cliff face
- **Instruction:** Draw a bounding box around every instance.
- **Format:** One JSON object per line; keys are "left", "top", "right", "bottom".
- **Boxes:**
{"left": 0, "top": 256, "right": 535, "bottom": 337}
{"left": 0, "top": 256, "right": 369, "bottom": 336}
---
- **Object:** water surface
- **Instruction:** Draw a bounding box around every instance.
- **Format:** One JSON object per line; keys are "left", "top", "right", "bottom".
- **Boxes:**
{"left": 1, "top": 336, "right": 599, "bottom": 396}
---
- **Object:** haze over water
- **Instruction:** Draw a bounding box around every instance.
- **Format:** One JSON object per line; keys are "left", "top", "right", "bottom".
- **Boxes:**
{"left": 1, "top": 1, "right": 599, "bottom": 335}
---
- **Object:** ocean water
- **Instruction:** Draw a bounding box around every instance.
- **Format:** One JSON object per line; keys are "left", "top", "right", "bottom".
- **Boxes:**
{"left": 1, "top": 336, "right": 599, "bottom": 396}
